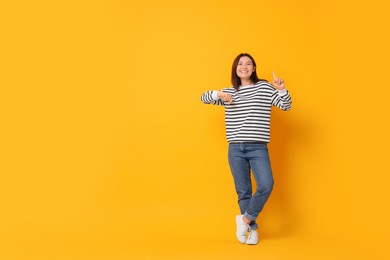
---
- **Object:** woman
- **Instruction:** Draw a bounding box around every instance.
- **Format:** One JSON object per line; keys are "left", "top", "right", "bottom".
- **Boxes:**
{"left": 200, "top": 53, "right": 292, "bottom": 245}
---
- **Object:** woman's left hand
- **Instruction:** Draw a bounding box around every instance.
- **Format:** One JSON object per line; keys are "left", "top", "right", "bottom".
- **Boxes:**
{"left": 273, "top": 71, "right": 285, "bottom": 90}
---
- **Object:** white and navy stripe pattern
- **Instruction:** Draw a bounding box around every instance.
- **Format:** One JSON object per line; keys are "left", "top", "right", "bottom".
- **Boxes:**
{"left": 201, "top": 81, "right": 292, "bottom": 143}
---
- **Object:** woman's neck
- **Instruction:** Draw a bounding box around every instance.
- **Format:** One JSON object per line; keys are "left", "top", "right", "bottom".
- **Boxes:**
{"left": 240, "top": 79, "right": 252, "bottom": 86}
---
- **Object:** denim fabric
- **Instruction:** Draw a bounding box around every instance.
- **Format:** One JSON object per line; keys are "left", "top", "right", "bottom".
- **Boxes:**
{"left": 228, "top": 143, "right": 274, "bottom": 230}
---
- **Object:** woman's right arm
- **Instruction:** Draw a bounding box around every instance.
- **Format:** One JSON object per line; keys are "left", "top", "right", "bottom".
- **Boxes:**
{"left": 200, "top": 90, "right": 233, "bottom": 105}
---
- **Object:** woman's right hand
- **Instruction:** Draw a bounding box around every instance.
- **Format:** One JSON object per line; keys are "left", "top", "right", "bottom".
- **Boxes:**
{"left": 217, "top": 91, "right": 233, "bottom": 104}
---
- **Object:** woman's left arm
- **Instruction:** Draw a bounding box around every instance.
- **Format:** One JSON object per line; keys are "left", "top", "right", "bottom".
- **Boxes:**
{"left": 271, "top": 71, "right": 292, "bottom": 111}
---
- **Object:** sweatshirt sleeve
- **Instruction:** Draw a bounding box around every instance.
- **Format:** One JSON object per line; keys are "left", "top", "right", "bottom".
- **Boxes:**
{"left": 200, "top": 90, "right": 225, "bottom": 106}
{"left": 271, "top": 87, "right": 292, "bottom": 111}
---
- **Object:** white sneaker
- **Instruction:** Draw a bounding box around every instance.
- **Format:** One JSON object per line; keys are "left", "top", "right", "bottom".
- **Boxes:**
{"left": 246, "top": 230, "right": 259, "bottom": 245}
{"left": 235, "top": 215, "right": 249, "bottom": 243}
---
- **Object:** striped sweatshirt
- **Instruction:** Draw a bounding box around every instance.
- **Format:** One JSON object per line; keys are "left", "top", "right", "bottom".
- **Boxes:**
{"left": 200, "top": 81, "right": 292, "bottom": 143}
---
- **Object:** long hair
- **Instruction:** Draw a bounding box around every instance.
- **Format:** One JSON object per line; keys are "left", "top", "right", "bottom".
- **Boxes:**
{"left": 231, "top": 53, "right": 267, "bottom": 90}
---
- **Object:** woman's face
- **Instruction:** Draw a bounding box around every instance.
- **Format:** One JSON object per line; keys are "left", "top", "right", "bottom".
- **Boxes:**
{"left": 236, "top": 56, "right": 255, "bottom": 81}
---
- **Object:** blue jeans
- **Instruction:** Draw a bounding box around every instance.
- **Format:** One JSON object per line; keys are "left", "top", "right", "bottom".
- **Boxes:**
{"left": 228, "top": 143, "right": 274, "bottom": 230}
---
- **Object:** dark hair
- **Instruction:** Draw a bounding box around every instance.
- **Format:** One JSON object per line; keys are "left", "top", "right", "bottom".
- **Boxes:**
{"left": 231, "top": 53, "right": 267, "bottom": 90}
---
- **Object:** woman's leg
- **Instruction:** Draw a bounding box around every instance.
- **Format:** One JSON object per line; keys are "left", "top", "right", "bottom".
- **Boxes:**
{"left": 244, "top": 143, "right": 274, "bottom": 230}
{"left": 228, "top": 144, "right": 252, "bottom": 215}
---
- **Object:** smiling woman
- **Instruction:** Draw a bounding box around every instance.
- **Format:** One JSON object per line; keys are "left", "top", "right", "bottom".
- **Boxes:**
{"left": 200, "top": 53, "right": 292, "bottom": 245}
{"left": 231, "top": 53, "right": 267, "bottom": 90}
{"left": 1, "top": 0, "right": 389, "bottom": 258}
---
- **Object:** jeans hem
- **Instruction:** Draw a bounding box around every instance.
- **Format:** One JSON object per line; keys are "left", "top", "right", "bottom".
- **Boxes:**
{"left": 249, "top": 224, "right": 258, "bottom": 231}
{"left": 244, "top": 212, "right": 257, "bottom": 222}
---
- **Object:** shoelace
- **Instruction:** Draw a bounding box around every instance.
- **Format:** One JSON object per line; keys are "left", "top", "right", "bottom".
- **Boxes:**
{"left": 239, "top": 221, "right": 248, "bottom": 235}
{"left": 247, "top": 230, "right": 255, "bottom": 239}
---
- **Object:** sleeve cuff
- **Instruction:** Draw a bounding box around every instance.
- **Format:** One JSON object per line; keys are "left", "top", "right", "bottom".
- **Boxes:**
{"left": 278, "top": 88, "right": 287, "bottom": 96}
{"left": 211, "top": 90, "right": 219, "bottom": 100}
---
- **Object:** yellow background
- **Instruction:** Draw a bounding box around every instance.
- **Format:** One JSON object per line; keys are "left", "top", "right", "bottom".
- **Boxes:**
{"left": 1, "top": 0, "right": 389, "bottom": 259}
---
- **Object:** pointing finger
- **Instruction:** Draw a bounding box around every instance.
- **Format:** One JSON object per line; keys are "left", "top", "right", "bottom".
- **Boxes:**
{"left": 273, "top": 71, "right": 277, "bottom": 79}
